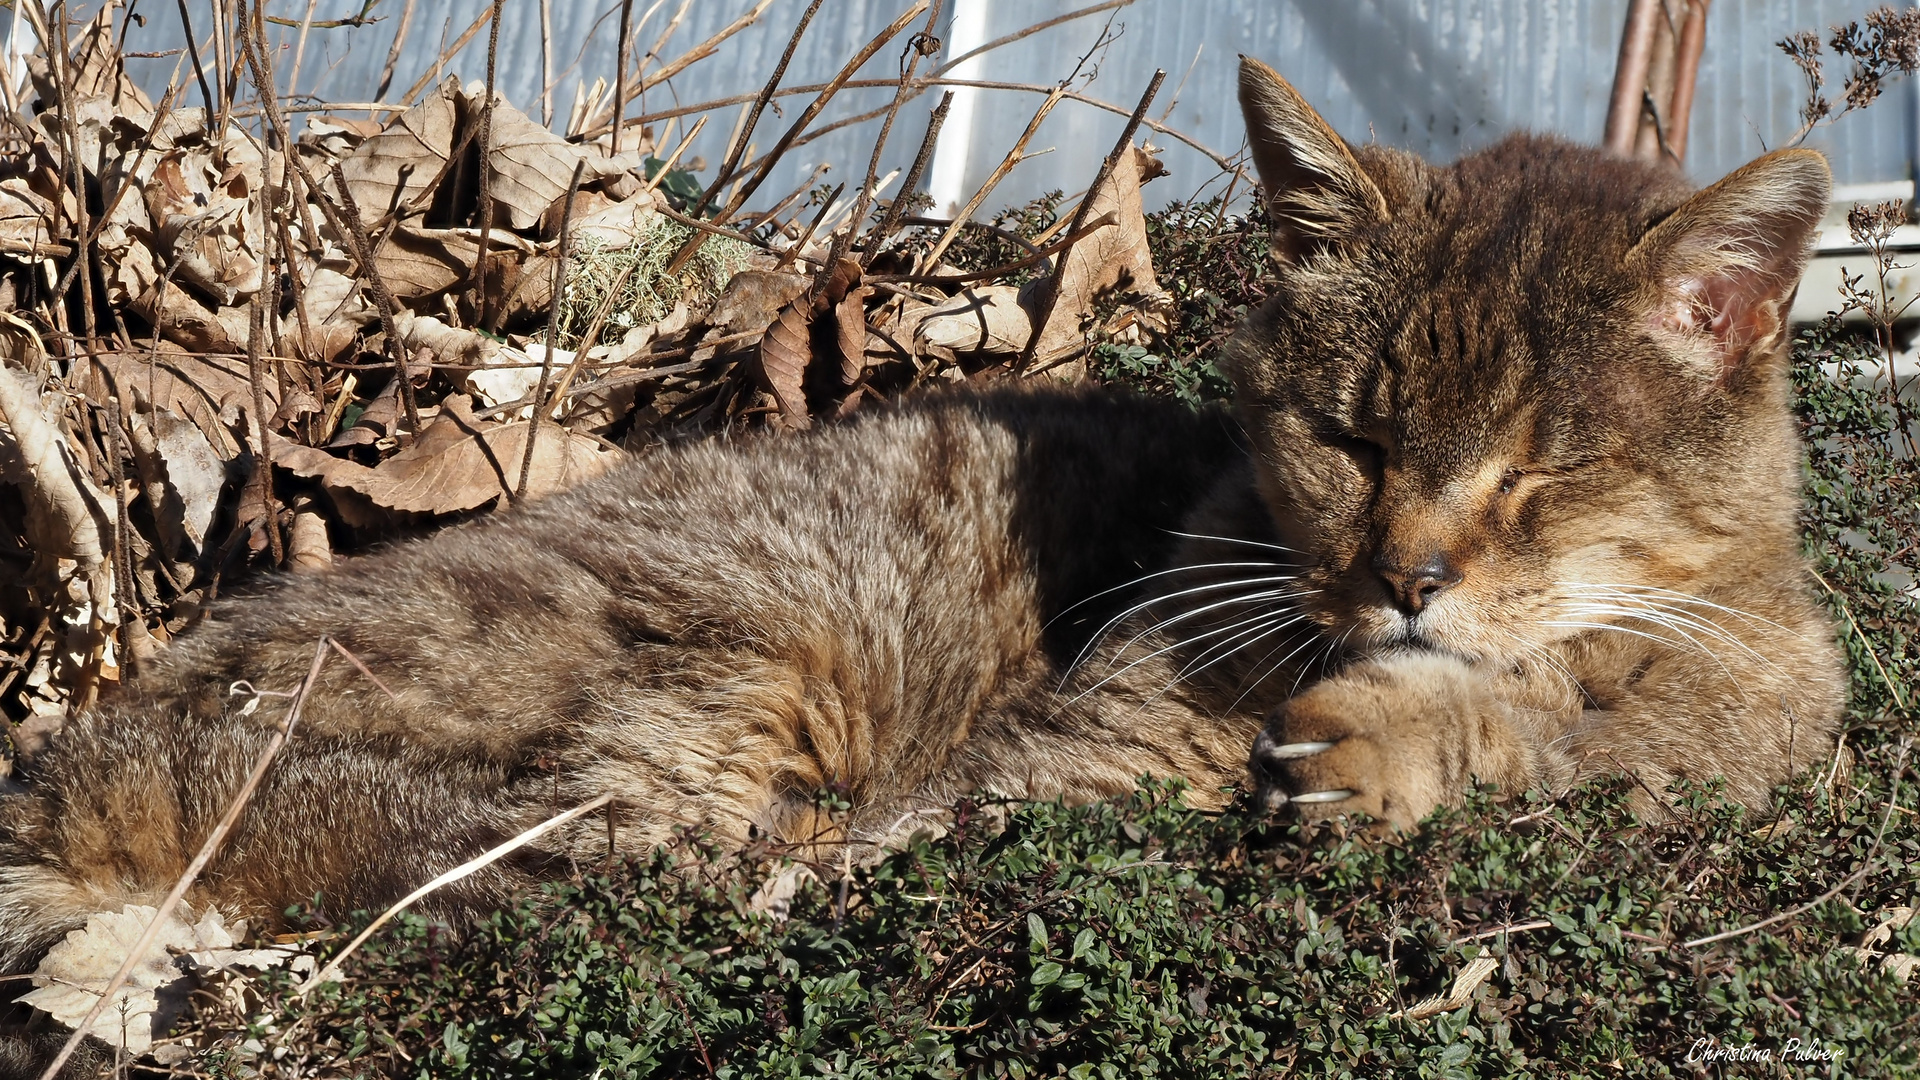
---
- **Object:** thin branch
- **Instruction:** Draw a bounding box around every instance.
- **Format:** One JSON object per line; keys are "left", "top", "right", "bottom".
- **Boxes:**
{"left": 691, "top": 0, "right": 825, "bottom": 218}
{"left": 520, "top": 159, "right": 587, "bottom": 502}
{"left": 299, "top": 793, "right": 616, "bottom": 993}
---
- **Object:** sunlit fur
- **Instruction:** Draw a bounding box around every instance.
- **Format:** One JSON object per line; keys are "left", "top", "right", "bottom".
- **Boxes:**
{"left": 1232, "top": 56, "right": 1844, "bottom": 829}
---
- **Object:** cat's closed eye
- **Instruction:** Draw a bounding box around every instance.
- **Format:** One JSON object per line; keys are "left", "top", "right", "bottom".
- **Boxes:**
{"left": 1328, "top": 431, "right": 1386, "bottom": 474}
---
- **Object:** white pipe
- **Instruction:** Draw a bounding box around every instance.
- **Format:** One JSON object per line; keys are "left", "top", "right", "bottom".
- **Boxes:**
{"left": 2, "top": 3, "right": 37, "bottom": 111}
{"left": 927, "top": 0, "right": 991, "bottom": 218}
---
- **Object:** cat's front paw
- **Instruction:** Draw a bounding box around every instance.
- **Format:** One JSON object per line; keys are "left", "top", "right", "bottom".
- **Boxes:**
{"left": 1248, "top": 653, "right": 1498, "bottom": 830}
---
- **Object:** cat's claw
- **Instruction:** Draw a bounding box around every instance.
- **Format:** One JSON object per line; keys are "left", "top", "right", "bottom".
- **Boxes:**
{"left": 1264, "top": 740, "right": 1334, "bottom": 759}
{"left": 1250, "top": 732, "right": 1347, "bottom": 813}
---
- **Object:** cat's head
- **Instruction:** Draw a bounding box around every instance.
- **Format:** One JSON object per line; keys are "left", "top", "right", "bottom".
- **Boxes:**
{"left": 1225, "top": 57, "right": 1831, "bottom": 664}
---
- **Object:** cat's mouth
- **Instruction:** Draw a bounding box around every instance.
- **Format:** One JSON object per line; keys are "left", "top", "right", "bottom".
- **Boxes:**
{"left": 1367, "top": 607, "right": 1488, "bottom": 664}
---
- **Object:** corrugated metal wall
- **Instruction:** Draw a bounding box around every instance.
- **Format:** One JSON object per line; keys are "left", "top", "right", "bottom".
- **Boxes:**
{"left": 81, "top": 0, "right": 1920, "bottom": 212}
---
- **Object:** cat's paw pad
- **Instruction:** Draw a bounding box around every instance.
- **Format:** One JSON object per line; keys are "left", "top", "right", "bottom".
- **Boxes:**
{"left": 1248, "top": 693, "right": 1441, "bottom": 830}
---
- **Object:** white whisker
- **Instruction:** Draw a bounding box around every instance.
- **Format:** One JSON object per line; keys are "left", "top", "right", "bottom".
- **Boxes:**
{"left": 1162, "top": 530, "right": 1302, "bottom": 556}
{"left": 1557, "top": 598, "right": 1773, "bottom": 670}
{"left": 1048, "top": 561, "right": 1293, "bottom": 629}
{"left": 1557, "top": 581, "right": 1794, "bottom": 634}
{"left": 1061, "top": 605, "right": 1305, "bottom": 708}
{"left": 1064, "top": 574, "right": 1308, "bottom": 677}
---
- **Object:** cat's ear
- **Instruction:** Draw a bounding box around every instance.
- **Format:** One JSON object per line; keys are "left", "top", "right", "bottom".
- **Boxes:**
{"left": 1627, "top": 148, "right": 1831, "bottom": 378}
{"left": 1238, "top": 56, "right": 1389, "bottom": 263}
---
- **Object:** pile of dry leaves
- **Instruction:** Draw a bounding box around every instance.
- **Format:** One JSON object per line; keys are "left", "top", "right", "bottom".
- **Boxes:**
{"left": 0, "top": 1, "right": 1181, "bottom": 737}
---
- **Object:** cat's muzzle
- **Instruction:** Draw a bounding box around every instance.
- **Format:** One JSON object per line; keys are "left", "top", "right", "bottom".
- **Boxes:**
{"left": 1248, "top": 734, "right": 1352, "bottom": 812}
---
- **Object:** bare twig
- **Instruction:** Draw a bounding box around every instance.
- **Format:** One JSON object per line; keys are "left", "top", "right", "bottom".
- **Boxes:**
{"left": 174, "top": 0, "right": 217, "bottom": 119}
{"left": 865, "top": 92, "right": 952, "bottom": 259}
{"left": 676, "top": 0, "right": 929, "bottom": 268}
{"left": 641, "top": 115, "right": 708, "bottom": 194}
{"left": 373, "top": 0, "right": 417, "bottom": 105}
{"left": 473, "top": 0, "right": 505, "bottom": 329}
{"left": 692, "top": 0, "right": 826, "bottom": 218}
{"left": 869, "top": 211, "right": 1115, "bottom": 285}
{"left": 611, "top": 0, "right": 635, "bottom": 155}
{"left": 298, "top": 793, "right": 616, "bottom": 993}
{"left": 832, "top": 0, "right": 943, "bottom": 269}
{"left": 520, "top": 159, "right": 588, "bottom": 502}
{"left": 1682, "top": 738, "right": 1911, "bottom": 949}
{"left": 395, "top": 1, "right": 495, "bottom": 111}
{"left": 918, "top": 86, "right": 1068, "bottom": 271}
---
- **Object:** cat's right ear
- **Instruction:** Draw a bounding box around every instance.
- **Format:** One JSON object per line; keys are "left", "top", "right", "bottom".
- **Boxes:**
{"left": 1238, "top": 56, "right": 1390, "bottom": 263}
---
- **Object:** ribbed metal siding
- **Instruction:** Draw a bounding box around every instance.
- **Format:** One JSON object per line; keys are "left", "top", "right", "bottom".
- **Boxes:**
{"left": 81, "top": 0, "right": 1920, "bottom": 211}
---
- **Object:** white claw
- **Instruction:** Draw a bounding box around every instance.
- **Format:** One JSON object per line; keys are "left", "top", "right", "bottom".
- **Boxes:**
{"left": 1288, "top": 789, "right": 1355, "bottom": 804}
{"left": 1265, "top": 740, "right": 1335, "bottom": 760}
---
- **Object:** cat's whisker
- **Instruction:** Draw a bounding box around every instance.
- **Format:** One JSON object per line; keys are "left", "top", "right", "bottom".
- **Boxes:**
{"left": 1499, "top": 631, "right": 1586, "bottom": 711}
{"left": 1223, "top": 622, "right": 1329, "bottom": 712}
{"left": 1552, "top": 585, "right": 1791, "bottom": 676}
{"left": 1061, "top": 598, "right": 1317, "bottom": 709}
{"left": 1555, "top": 596, "right": 1775, "bottom": 672}
{"left": 1544, "top": 614, "right": 1748, "bottom": 693}
{"left": 1556, "top": 581, "right": 1796, "bottom": 635}
{"left": 1160, "top": 530, "right": 1304, "bottom": 556}
{"left": 1174, "top": 611, "right": 1316, "bottom": 683}
{"left": 1103, "top": 591, "right": 1317, "bottom": 678}
{"left": 1554, "top": 602, "right": 1739, "bottom": 666}
{"left": 1081, "top": 585, "right": 1317, "bottom": 680}
{"left": 1047, "top": 561, "right": 1293, "bottom": 629}
{"left": 1128, "top": 611, "right": 1314, "bottom": 716}
{"left": 1063, "top": 574, "right": 1308, "bottom": 677}
{"left": 1286, "top": 625, "right": 1353, "bottom": 700}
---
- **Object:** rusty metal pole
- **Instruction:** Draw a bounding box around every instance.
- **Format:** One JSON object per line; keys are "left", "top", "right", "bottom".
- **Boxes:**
{"left": 1605, "top": 0, "right": 1662, "bottom": 155}
{"left": 1665, "top": 0, "right": 1711, "bottom": 163}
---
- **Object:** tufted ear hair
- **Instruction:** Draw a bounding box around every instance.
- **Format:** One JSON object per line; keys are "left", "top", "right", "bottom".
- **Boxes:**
{"left": 1238, "top": 56, "right": 1390, "bottom": 264}
{"left": 1627, "top": 148, "right": 1831, "bottom": 379}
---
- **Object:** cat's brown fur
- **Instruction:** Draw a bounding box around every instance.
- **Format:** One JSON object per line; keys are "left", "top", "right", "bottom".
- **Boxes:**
{"left": 1229, "top": 58, "right": 1843, "bottom": 825}
{"left": 0, "top": 59, "right": 1842, "bottom": 1068}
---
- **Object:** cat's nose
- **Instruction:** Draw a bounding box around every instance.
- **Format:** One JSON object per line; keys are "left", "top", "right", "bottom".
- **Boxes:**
{"left": 1372, "top": 551, "right": 1462, "bottom": 615}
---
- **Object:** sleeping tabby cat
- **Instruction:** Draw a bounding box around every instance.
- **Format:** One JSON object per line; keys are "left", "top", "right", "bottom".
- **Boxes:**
{"left": 0, "top": 57, "right": 1842, "bottom": 1069}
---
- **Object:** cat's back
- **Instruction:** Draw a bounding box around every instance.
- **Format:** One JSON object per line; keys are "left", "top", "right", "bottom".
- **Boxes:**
{"left": 131, "top": 387, "right": 1248, "bottom": 757}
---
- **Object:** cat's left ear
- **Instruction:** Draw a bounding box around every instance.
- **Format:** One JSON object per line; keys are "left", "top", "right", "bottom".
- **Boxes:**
{"left": 1627, "top": 148, "right": 1831, "bottom": 378}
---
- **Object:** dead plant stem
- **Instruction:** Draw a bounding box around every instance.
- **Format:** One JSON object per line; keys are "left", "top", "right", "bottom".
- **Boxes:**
{"left": 692, "top": 0, "right": 826, "bottom": 218}
{"left": 521, "top": 159, "right": 587, "bottom": 501}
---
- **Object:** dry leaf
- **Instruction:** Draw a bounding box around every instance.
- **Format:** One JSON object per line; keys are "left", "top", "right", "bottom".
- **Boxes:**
{"left": 461, "top": 86, "right": 646, "bottom": 231}
{"left": 1392, "top": 952, "right": 1499, "bottom": 1021}
{"left": 757, "top": 302, "right": 814, "bottom": 429}
{"left": 708, "top": 270, "right": 810, "bottom": 336}
{"left": 834, "top": 285, "right": 873, "bottom": 385}
{"left": 288, "top": 498, "right": 333, "bottom": 574}
{"left": 125, "top": 407, "right": 228, "bottom": 564}
{"left": 1026, "top": 145, "right": 1170, "bottom": 364}
{"left": 294, "top": 265, "right": 377, "bottom": 363}
{"left": 570, "top": 191, "right": 661, "bottom": 248}
{"left": 914, "top": 286, "right": 1033, "bottom": 355}
{"left": 748, "top": 863, "right": 817, "bottom": 922}
{"left": 337, "top": 77, "right": 459, "bottom": 223}
{"left": 0, "top": 177, "right": 57, "bottom": 255}
{"left": 83, "top": 348, "right": 270, "bottom": 459}
{"left": 273, "top": 394, "right": 619, "bottom": 513}
{"left": 22, "top": 904, "right": 300, "bottom": 1053}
